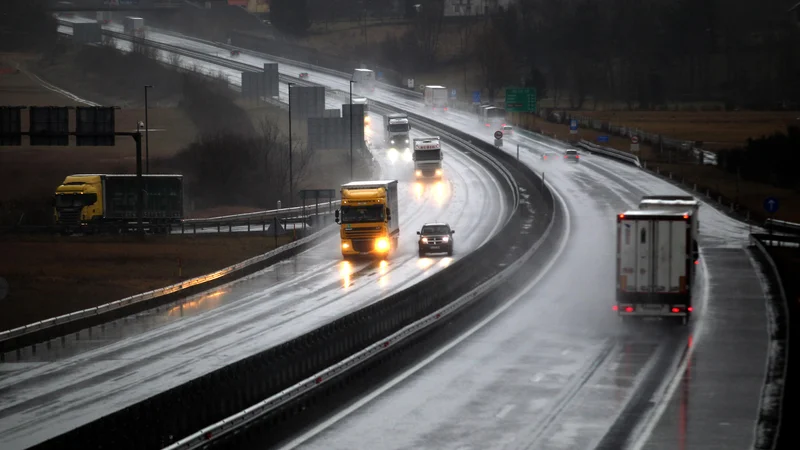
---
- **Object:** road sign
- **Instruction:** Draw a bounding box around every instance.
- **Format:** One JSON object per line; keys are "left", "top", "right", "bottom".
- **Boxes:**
{"left": 505, "top": 88, "right": 537, "bottom": 113}
{"left": 569, "top": 119, "right": 578, "bottom": 134}
{"left": 598, "top": 136, "right": 609, "bottom": 143}
{"left": 407, "top": 78, "right": 414, "bottom": 89}
{"left": 494, "top": 130, "right": 503, "bottom": 140}
{"left": 631, "top": 135, "right": 639, "bottom": 144}
{"left": 472, "top": 91, "right": 481, "bottom": 103}
{"left": 450, "top": 88, "right": 457, "bottom": 99}
{"left": 764, "top": 197, "right": 780, "bottom": 214}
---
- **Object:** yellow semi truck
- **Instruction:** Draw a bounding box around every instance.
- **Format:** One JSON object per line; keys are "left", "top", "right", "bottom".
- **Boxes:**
{"left": 335, "top": 180, "right": 399, "bottom": 258}
{"left": 53, "top": 174, "right": 183, "bottom": 233}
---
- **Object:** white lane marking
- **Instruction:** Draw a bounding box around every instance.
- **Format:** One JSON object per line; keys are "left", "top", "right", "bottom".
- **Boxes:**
{"left": 276, "top": 179, "right": 572, "bottom": 450}
{"left": 626, "top": 253, "right": 711, "bottom": 450}
{"left": 496, "top": 404, "right": 516, "bottom": 419}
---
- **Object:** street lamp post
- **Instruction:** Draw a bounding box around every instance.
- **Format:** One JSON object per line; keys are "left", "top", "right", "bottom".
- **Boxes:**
{"left": 349, "top": 80, "right": 354, "bottom": 181}
{"left": 288, "top": 82, "right": 294, "bottom": 206}
{"left": 144, "top": 85, "right": 153, "bottom": 174}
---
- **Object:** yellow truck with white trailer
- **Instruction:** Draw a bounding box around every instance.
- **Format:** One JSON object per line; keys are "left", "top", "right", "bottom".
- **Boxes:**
{"left": 335, "top": 180, "right": 399, "bottom": 258}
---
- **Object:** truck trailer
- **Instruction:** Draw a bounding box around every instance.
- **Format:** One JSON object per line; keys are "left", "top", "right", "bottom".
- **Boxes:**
{"left": 424, "top": 86, "right": 448, "bottom": 112}
{"left": 413, "top": 137, "right": 443, "bottom": 179}
{"left": 352, "top": 69, "right": 376, "bottom": 95}
{"left": 615, "top": 209, "right": 696, "bottom": 325}
{"left": 335, "top": 180, "right": 399, "bottom": 258}
{"left": 123, "top": 16, "right": 145, "bottom": 38}
{"left": 54, "top": 174, "right": 183, "bottom": 233}
{"left": 384, "top": 113, "right": 411, "bottom": 149}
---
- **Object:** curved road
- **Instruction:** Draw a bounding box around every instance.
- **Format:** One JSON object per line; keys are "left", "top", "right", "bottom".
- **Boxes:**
{"left": 0, "top": 38, "right": 510, "bottom": 450}
{"left": 45, "top": 19, "right": 772, "bottom": 450}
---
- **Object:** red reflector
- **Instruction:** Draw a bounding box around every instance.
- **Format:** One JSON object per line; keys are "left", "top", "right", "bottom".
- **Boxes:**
{"left": 671, "top": 307, "right": 680, "bottom": 313}
{"left": 624, "top": 306, "right": 634, "bottom": 313}
{"left": 688, "top": 307, "right": 693, "bottom": 312}
{"left": 612, "top": 305, "right": 619, "bottom": 311}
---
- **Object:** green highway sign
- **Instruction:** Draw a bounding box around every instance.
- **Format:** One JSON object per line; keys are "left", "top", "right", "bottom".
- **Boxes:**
{"left": 505, "top": 88, "right": 537, "bottom": 113}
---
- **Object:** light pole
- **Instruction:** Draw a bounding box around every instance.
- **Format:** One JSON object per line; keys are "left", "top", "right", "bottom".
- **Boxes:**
{"left": 144, "top": 85, "right": 153, "bottom": 174}
{"left": 349, "top": 80, "right": 354, "bottom": 181}
{"left": 288, "top": 82, "right": 294, "bottom": 206}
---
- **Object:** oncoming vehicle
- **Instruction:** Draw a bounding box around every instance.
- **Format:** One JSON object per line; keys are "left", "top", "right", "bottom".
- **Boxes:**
{"left": 564, "top": 149, "right": 580, "bottom": 162}
{"left": 335, "top": 180, "right": 399, "bottom": 258}
{"left": 501, "top": 125, "right": 514, "bottom": 137}
{"left": 417, "top": 222, "right": 454, "bottom": 257}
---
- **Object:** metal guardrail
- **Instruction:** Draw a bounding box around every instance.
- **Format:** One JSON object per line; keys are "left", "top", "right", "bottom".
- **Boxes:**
{"left": 39, "top": 102, "right": 555, "bottom": 450}
{"left": 575, "top": 139, "right": 642, "bottom": 168}
{"left": 750, "top": 233, "right": 790, "bottom": 450}
{"left": 764, "top": 219, "right": 800, "bottom": 235}
{"left": 183, "top": 200, "right": 340, "bottom": 224}
{"left": 0, "top": 224, "right": 338, "bottom": 353}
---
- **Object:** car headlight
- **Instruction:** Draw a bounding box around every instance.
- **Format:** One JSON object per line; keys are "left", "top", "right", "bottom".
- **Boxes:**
{"left": 435, "top": 169, "right": 443, "bottom": 176}
{"left": 442, "top": 236, "right": 449, "bottom": 243}
{"left": 421, "top": 237, "right": 428, "bottom": 244}
{"left": 375, "top": 237, "right": 390, "bottom": 252}
{"left": 391, "top": 140, "right": 395, "bottom": 144}
{"left": 405, "top": 139, "right": 409, "bottom": 143}
{"left": 415, "top": 170, "right": 422, "bottom": 177}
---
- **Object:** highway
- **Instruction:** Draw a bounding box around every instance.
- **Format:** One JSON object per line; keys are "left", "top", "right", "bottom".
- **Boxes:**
{"left": 26, "top": 18, "right": 773, "bottom": 450}
{"left": 0, "top": 26, "right": 511, "bottom": 450}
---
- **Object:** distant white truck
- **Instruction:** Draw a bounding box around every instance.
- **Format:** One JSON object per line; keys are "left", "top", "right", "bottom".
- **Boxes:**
{"left": 424, "top": 86, "right": 448, "bottom": 112}
{"left": 412, "top": 137, "right": 443, "bottom": 179}
{"left": 352, "top": 69, "right": 376, "bottom": 95}
{"left": 123, "top": 16, "right": 145, "bottom": 38}
{"left": 384, "top": 113, "right": 411, "bottom": 149}
{"left": 615, "top": 209, "right": 696, "bottom": 325}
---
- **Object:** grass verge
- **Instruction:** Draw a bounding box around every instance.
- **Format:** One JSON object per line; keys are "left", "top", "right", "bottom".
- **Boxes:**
{"left": 0, "top": 233, "right": 294, "bottom": 331}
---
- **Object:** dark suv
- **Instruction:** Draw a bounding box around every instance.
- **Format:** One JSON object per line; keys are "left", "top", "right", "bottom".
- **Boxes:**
{"left": 417, "top": 223, "right": 454, "bottom": 257}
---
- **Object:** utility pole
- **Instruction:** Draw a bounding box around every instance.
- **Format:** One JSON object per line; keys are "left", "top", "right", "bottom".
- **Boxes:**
{"left": 349, "top": 80, "right": 354, "bottom": 181}
{"left": 288, "top": 83, "right": 294, "bottom": 206}
{"left": 144, "top": 85, "right": 153, "bottom": 173}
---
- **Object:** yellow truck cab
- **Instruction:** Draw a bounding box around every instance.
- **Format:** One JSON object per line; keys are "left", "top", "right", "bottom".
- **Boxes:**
{"left": 335, "top": 180, "right": 399, "bottom": 258}
{"left": 53, "top": 175, "right": 104, "bottom": 228}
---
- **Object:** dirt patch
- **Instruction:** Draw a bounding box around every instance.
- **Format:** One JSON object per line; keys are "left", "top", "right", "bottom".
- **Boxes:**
{"left": 0, "top": 233, "right": 295, "bottom": 331}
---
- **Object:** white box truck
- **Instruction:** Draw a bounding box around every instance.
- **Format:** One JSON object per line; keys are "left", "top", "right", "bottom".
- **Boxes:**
{"left": 424, "top": 86, "right": 448, "bottom": 112}
{"left": 412, "top": 137, "right": 443, "bottom": 179}
{"left": 384, "top": 113, "right": 411, "bottom": 149}
{"left": 615, "top": 209, "right": 696, "bottom": 325}
{"left": 352, "top": 69, "right": 376, "bottom": 95}
{"left": 123, "top": 16, "right": 145, "bottom": 38}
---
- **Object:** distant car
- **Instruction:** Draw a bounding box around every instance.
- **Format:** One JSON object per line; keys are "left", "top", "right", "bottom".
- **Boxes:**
{"left": 230, "top": 50, "right": 240, "bottom": 57}
{"left": 501, "top": 125, "right": 513, "bottom": 137}
{"left": 299, "top": 72, "right": 309, "bottom": 79}
{"left": 564, "top": 149, "right": 580, "bottom": 162}
{"left": 541, "top": 152, "right": 555, "bottom": 161}
{"left": 417, "top": 222, "right": 454, "bottom": 257}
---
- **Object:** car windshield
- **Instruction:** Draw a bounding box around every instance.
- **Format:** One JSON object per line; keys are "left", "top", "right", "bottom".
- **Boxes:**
{"left": 421, "top": 225, "right": 450, "bottom": 235}
{"left": 340, "top": 205, "right": 384, "bottom": 223}
{"left": 503, "top": 126, "right": 512, "bottom": 130}
{"left": 566, "top": 150, "right": 578, "bottom": 155}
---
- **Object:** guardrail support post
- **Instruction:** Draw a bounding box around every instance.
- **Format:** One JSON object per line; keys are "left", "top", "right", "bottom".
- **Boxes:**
{"left": 516, "top": 144, "right": 520, "bottom": 160}
{"left": 229, "top": 223, "right": 232, "bottom": 233}
{"left": 193, "top": 223, "right": 196, "bottom": 234}
{"left": 181, "top": 222, "right": 185, "bottom": 234}
{"left": 247, "top": 219, "right": 250, "bottom": 232}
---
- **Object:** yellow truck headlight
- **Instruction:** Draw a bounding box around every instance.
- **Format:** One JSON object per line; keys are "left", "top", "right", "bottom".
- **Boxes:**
{"left": 342, "top": 243, "right": 350, "bottom": 250}
{"left": 415, "top": 170, "right": 422, "bottom": 177}
{"left": 375, "top": 237, "right": 390, "bottom": 252}
{"left": 435, "top": 169, "right": 443, "bottom": 176}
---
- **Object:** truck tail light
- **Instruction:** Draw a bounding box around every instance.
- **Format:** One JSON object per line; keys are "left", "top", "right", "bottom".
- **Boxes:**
{"left": 624, "top": 306, "right": 634, "bottom": 313}
{"left": 612, "top": 305, "right": 619, "bottom": 311}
